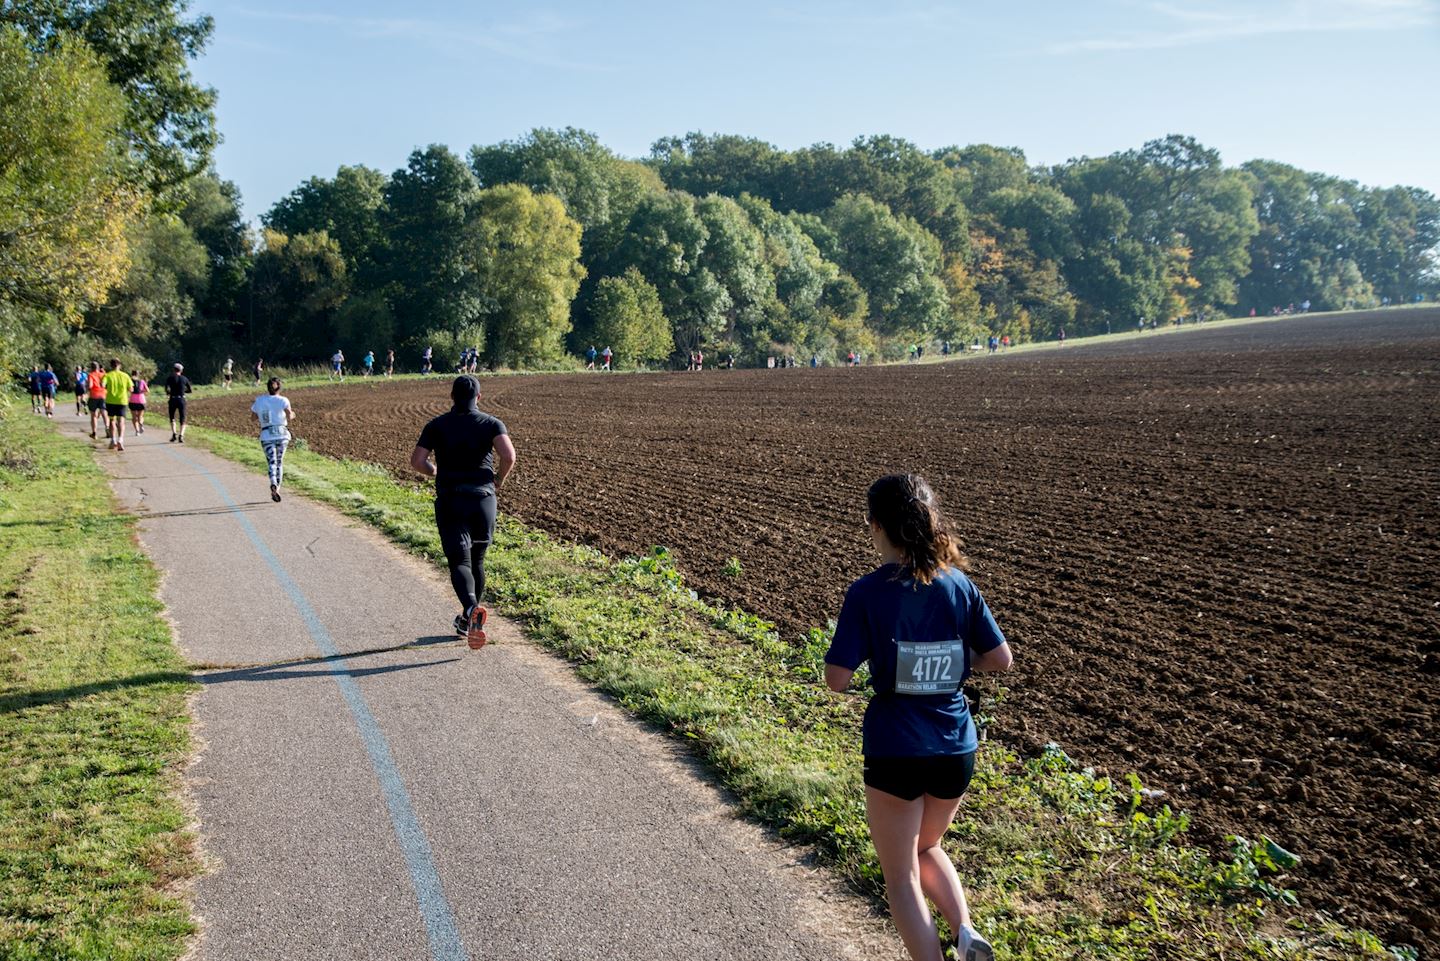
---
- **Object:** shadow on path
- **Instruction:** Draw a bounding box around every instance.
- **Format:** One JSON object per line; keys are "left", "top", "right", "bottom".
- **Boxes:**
{"left": 0, "top": 635, "right": 460, "bottom": 715}
{"left": 136, "top": 501, "right": 272, "bottom": 519}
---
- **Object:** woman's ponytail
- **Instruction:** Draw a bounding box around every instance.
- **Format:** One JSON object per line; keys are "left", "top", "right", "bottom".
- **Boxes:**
{"left": 866, "top": 473, "right": 968, "bottom": 584}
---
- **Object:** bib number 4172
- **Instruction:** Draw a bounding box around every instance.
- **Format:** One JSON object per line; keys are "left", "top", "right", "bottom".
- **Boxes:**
{"left": 894, "top": 640, "right": 964, "bottom": 695}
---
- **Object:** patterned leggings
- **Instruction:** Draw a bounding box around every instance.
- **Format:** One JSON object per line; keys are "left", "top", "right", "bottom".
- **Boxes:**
{"left": 262, "top": 439, "right": 288, "bottom": 488}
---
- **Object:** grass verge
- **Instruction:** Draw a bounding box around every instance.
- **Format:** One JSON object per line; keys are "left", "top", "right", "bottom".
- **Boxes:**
{"left": 190, "top": 425, "right": 1404, "bottom": 961}
{"left": 0, "top": 408, "right": 197, "bottom": 960}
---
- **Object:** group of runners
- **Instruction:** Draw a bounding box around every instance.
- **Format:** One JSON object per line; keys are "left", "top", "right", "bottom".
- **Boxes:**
{"left": 24, "top": 357, "right": 202, "bottom": 452}
{"left": 28, "top": 350, "right": 1013, "bottom": 961}
{"left": 583, "top": 345, "right": 614, "bottom": 370}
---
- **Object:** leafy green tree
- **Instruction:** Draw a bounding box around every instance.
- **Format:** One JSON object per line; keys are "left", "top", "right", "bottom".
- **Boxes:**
{"left": 694, "top": 194, "right": 776, "bottom": 348}
{"left": 1096, "top": 136, "right": 1259, "bottom": 312}
{"left": 650, "top": 133, "right": 789, "bottom": 205}
{"left": 814, "top": 136, "right": 971, "bottom": 255}
{"left": 602, "top": 191, "right": 728, "bottom": 353}
{"left": 266, "top": 165, "right": 387, "bottom": 283}
{"left": 1055, "top": 179, "right": 1167, "bottom": 332}
{"left": 470, "top": 129, "right": 667, "bottom": 321}
{"left": 87, "top": 211, "right": 208, "bottom": 350}
{"left": 377, "top": 145, "right": 482, "bottom": 343}
{"left": 936, "top": 144, "right": 1030, "bottom": 206}
{"left": 251, "top": 229, "right": 348, "bottom": 360}
{"left": 0, "top": 28, "right": 141, "bottom": 324}
{"left": 175, "top": 173, "right": 253, "bottom": 347}
{"left": 654, "top": 133, "right": 971, "bottom": 256}
{"left": 467, "top": 184, "right": 585, "bottom": 368}
{"left": 819, "top": 193, "right": 948, "bottom": 337}
{"left": 589, "top": 268, "right": 672, "bottom": 368}
{"left": 737, "top": 194, "right": 837, "bottom": 348}
{"left": 1353, "top": 185, "right": 1440, "bottom": 303}
{"left": 1, "top": 0, "right": 217, "bottom": 192}
{"left": 470, "top": 128, "right": 622, "bottom": 233}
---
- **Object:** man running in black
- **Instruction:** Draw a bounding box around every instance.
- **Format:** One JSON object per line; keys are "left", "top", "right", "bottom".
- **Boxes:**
{"left": 410, "top": 375, "right": 516, "bottom": 649}
{"left": 165, "top": 363, "right": 193, "bottom": 442}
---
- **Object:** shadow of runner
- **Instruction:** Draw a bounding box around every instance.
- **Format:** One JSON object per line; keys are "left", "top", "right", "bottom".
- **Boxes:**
{"left": 137, "top": 501, "right": 273, "bottom": 519}
{"left": 0, "top": 636, "right": 461, "bottom": 715}
{"left": 196, "top": 657, "right": 459, "bottom": 685}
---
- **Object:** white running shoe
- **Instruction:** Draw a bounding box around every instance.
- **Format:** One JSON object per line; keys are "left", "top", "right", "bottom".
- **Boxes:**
{"left": 955, "top": 926, "right": 994, "bottom": 961}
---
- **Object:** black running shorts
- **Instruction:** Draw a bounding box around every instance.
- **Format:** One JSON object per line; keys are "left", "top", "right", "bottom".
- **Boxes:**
{"left": 168, "top": 397, "right": 187, "bottom": 422}
{"left": 104, "top": 403, "right": 125, "bottom": 418}
{"left": 87, "top": 397, "right": 105, "bottom": 412}
{"left": 863, "top": 752, "right": 977, "bottom": 801}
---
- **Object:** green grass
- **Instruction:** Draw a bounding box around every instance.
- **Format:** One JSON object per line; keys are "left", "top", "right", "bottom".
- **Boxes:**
{"left": 188, "top": 424, "right": 1404, "bottom": 961}
{"left": 0, "top": 407, "right": 197, "bottom": 960}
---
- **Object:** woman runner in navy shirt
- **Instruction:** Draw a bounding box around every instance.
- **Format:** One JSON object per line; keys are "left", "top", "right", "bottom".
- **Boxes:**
{"left": 825, "top": 473, "right": 1013, "bottom": 961}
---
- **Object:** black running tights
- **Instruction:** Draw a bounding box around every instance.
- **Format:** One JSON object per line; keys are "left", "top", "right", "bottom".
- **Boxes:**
{"left": 435, "top": 491, "right": 496, "bottom": 612}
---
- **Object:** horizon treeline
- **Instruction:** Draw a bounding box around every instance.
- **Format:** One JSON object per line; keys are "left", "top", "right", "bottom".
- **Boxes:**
{"left": 4, "top": 5, "right": 1438, "bottom": 380}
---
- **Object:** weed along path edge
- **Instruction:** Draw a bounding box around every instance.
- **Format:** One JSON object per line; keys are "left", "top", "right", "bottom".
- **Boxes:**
{"left": 50, "top": 414, "right": 899, "bottom": 961}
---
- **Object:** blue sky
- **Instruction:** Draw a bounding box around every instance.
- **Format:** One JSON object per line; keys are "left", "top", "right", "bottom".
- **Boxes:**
{"left": 192, "top": 0, "right": 1440, "bottom": 220}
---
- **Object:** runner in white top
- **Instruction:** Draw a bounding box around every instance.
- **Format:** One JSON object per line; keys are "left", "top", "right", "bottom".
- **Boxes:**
{"left": 250, "top": 377, "right": 295, "bottom": 502}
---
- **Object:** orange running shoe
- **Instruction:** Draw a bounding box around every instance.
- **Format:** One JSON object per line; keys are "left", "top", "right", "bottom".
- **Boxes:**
{"left": 466, "top": 605, "right": 488, "bottom": 650}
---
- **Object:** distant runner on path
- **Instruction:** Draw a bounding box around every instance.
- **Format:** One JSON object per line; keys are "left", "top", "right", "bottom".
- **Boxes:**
{"left": 26, "top": 366, "right": 42, "bottom": 414}
{"left": 251, "top": 377, "right": 294, "bottom": 503}
{"left": 101, "top": 359, "right": 134, "bottom": 452}
{"left": 409, "top": 375, "right": 516, "bottom": 650}
{"left": 85, "top": 362, "right": 106, "bottom": 439}
{"left": 73, "top": 366, "right": 87, "bottom": 416}
{"left": 824, "top": 473, "right": 1013, "bottom": 961}
{"left": 35, "top": 364, "right": 59, "bottom": 417}
{"left": 128, "top": 369, "right": 148, "bottom": 434}
{"left": 165, "top": 363, "right": 192, "bottom": 443}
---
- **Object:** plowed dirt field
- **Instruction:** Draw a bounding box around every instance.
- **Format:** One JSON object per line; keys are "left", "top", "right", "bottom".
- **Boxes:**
{"left": 194, "top": 309, "right": 1440, "bottom": 950}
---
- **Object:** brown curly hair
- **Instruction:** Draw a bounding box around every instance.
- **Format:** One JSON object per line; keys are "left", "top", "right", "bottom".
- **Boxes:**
{"left": 866, "top": 473, "right": 969, "bottom": 584}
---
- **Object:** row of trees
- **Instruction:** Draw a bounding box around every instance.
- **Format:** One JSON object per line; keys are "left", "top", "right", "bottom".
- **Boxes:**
{"left": 3, "top": 1, "right": 1437, "bottom": 378}
{"left": 185, "top": 131, "right": 1440, "bottom": 373}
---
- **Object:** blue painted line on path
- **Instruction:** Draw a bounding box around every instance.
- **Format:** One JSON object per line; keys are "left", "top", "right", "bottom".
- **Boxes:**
{"left": 164, "top": 446, "right": 470, "bottom": 961}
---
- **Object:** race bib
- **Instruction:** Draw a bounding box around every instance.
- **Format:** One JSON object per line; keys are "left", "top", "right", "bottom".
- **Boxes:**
{"left": 894, "top": 639, "right": 965, "bottom": 695}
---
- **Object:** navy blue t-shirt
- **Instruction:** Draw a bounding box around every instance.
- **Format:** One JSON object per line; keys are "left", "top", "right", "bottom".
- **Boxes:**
{"left": 825, "top": 564, "right": 1005, "bottom": 758}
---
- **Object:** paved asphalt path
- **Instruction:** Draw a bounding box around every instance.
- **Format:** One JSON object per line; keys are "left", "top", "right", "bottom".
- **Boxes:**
{"left": 56, "top": 413, "right": 901, "bottom": 961}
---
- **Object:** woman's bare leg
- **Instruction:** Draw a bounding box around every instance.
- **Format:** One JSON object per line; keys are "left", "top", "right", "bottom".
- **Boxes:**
{"left": 866, "top": 786, "right": 945, "bottom": 961}
{"left": 917, "top": 794, "right": 970, "bottom": 935}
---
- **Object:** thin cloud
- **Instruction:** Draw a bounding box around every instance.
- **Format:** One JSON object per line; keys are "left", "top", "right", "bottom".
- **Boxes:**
{"left": 230, "top": 7, "right": 610, "bottom": 71}
{"left": 765, "top": 2, "right": 965, "bottom": 30}
{"left": 1049, "top": 0, "right": 1438, "bottom": 53}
